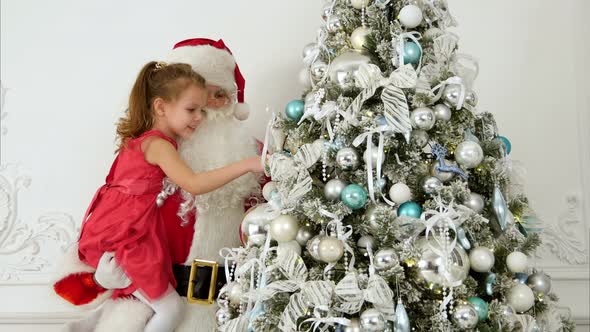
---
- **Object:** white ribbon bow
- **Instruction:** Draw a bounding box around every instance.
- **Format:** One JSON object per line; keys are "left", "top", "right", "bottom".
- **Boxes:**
{"left": 345, "top": 63, "right": 417, "bottom": 142}
{"left": 299, "top": 305, "right": 351, "bottom": 332}
{"left": 431, "top": 76, "right": 467, "bottom": 110}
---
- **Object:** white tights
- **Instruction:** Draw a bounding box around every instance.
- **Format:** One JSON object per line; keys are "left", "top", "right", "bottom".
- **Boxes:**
{"left": 133, "top": 285, "right": 185, "bottom": 332}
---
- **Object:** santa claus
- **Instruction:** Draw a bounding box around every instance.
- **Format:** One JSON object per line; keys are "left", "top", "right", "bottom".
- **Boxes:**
{"left": 53, "top": 38, "right": 262, "bottom": 331}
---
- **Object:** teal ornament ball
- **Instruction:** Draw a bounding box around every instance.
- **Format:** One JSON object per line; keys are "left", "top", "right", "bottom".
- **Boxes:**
{"left": 497, "top": 136, "right": 512, "bottom": 154}
{"left": 467, "top": 297, "right": 489, "bottom": 321}
{"left": 285, "top": 99, "right": 305, "bottom": 122}
{"left": 341, "top": 184, "right": 368, "bottom": 210}
{"left": 403, "top": 41, "right": 422, "bottom": 65}
{"left": 397, "top": 201, "right": 422, "bottom": 218}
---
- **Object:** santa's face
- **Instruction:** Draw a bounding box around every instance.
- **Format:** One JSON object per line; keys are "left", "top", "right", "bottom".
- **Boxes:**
{"left": 205, "top": 85, "right": 230, "bottom": 109}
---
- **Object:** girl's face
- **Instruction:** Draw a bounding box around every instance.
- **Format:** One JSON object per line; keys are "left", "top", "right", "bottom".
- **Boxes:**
{"left": 157, "top": 84, "right": 208, "bottom": 139}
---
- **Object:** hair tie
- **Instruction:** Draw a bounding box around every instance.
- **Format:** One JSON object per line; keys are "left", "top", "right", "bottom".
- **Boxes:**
{"left": 154, "top": 61, "right": 167, "bottom": 70}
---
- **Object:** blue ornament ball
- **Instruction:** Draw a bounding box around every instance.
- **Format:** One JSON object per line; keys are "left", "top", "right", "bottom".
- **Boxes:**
{"left": 467, "top": 296, "right": 489, "bottom": 321}
{"left": 341, "top": 184, "right": 368, "bottom": 210}
{"left": 397, "top": 201, "right": 422, "bottom": 218}
{"left": 403, "top": 41, "right": 422, "bottom": 65}
{"left": 497, "top": 136, "right": 512, "bottom": 155}
{"left": 285, "top": 99, "right": 305, "bottom": 122}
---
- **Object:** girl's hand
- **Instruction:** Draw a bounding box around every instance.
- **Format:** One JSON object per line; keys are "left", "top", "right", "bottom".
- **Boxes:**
{"left": 244, "top": 156, "right": 264, "bottom": 173}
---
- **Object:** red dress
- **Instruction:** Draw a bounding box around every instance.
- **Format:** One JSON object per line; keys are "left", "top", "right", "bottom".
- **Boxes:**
{"left": 78, "top": 130, "right": 177, "bottom": 301}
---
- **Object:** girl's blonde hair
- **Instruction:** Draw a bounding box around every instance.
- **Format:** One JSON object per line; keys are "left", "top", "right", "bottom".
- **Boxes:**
{"left": 116, "top": 61, "right": 206, "bottom": 149}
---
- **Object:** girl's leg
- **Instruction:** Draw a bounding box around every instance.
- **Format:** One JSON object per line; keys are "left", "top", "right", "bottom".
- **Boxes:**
{"left": 133, "top": 285, "right": 185, "bottom": 332}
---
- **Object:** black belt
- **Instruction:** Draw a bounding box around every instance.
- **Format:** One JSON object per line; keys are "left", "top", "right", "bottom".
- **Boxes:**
{"left": 173, "top": 262, "right": 226, "bottom": 304}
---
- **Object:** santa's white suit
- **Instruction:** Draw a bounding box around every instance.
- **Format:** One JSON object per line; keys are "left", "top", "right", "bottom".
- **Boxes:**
{"left": 52, "top": 38, "right": 261, "bottom": 331}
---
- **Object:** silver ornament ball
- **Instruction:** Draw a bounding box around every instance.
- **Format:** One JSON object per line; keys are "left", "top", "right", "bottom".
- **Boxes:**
{"left": 295, "top": 225, "right": 314, "bottom": 246}
{"left": 464, "top": 192, "right": 485, "bottom": 213}
{"left": 360, "top": 308, "right": 386, "bottom": 332}
{"left": 433, "top": 103, "right": 452, "bottom": 122}
{"left": 443, "top": 84, "right": 462, "bottom": 108}
{"left": 452, "top": 303, "right": 479, "bottom": 329}
{"left": 422, "top": 176, "right": 443, "bottom": 194}
{"left": 306, "top": 235, "right": 324, "bottom": 261}
{"left": 374, "top": 248, "right": 398, "bottom": 271}
{"left": 241, "top": 204, "right": 274, "bottom": 246}
{"left": 465, "top": 90, "right": 478, "bottom": 107}
{"left": 327, "top": 16, "right": 343, "bottom": 32}
{"left": 410, "top": 107, "right": 436, "bottom": 130}
{"left": 527, "top": 271, "right": 552, "bottom": 296}
{"left": 302, "top": 42, "right": 318, "bottom": 59}
{"left": 311, "top": 61, "right": 328, "bottom": 81}
{"left": 328, "top": 51, "right": 372, "bottom": 90}
{"left": 336, "top": 147, "right": 361, "bottom": 170}
{"left": 215, "top": 307, "right": 234, "bottom": 326}
{"left": 410, "top": 129, "right": 429, "bottom": 148}
{"left": 455, "top": 141, "right": 484, "bottom": 169}
{"left": 415, "top": 236, "right": 470, "bottom": 286}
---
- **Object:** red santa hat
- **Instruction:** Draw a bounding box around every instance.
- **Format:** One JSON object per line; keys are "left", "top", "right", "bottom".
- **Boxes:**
{"left": 167, "top": 38, "right": 250, "bottom": 120}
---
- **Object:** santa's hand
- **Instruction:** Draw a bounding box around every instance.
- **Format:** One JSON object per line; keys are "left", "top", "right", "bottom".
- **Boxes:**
{"left": 94, "top": 252, "right": 131, "bottom": 289}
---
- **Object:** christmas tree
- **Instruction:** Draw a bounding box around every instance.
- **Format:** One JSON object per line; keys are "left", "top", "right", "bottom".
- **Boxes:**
{"left": 215, "top": 1, "right": 574, "bottom": 331}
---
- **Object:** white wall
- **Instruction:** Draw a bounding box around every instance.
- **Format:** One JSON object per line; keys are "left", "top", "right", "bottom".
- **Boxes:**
{"left": 1, "top": 0, "right": 588, "bottom": 330}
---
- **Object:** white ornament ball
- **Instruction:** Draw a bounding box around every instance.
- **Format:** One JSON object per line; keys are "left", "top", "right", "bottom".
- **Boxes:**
{"left": 506, "top": 251, "right": 528, "bottom": 273}
{"left": 324, "top": 178, "right": 348, "bottom": 201}
{"left": 455, "top": 141, "right": 484, "bottom": 169}
{"left": 363, "top": 144, "right": 385, "bottom": 166}
{"left": 350, "top": 26, "right": 371, "bottom": 50}
{"left": 433, "top": 104, "right": 452, "bottom": 122}
{"left": 507, "top": 283, "right": 535, "bottom": 313}
{"left": 399, "top": 5, "right": 423, "bottom": 28}
{"left": 389, "top": 182, "right": 412, "bottom": 204}
{"left": 277, "top": 240, "right": 302, "bottom": 256}
{"left": 270, "top": 215, "right": 299, "bottom": 243}
{"left": 318, "top": 236, "right": 344, "bottom": 263}
{"left": 227, "top": 282, "right": 244, "bottom": 305}
{"left": 262, "top": 181, "right": 278, "bottom": 201}
{"left": 350, "top": 0, "right": 371, "bottom": 9}
{"left": 469, "top": 246, "right": 495, "bottom": 272}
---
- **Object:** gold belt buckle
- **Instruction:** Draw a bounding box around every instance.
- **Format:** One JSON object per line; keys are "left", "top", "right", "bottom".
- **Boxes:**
{"left": 187, "top": 259, "right": 219, "bottom": 304}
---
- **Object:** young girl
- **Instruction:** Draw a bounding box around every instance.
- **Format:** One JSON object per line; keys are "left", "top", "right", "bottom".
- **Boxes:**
{"left": 77, "top": 61, "right": 262, "bottom": 332}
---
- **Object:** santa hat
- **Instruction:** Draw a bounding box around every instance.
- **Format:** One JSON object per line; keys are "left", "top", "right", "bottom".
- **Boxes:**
{"left": 167, "top": 38, "right": 250, "bottom": 120}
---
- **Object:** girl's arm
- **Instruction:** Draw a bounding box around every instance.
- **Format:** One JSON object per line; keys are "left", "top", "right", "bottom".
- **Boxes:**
{"left": 143, "top": 137, "right": 262, "bottom": 196}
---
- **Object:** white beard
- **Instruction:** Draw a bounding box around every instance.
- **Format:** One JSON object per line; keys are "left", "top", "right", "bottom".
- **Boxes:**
{"left": 178, "top": 107, "right": 260, "bottom": 212}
